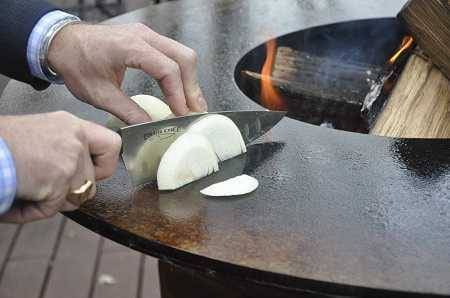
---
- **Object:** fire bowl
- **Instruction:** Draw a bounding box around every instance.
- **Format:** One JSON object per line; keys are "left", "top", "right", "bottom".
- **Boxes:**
{"left": 235, "top": 18, "right": 408, "bottom": 133}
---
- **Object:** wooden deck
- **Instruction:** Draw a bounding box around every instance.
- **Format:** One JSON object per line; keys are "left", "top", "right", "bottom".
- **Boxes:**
{"left": 0, "top": 214, "right": 161, "bottom": 298}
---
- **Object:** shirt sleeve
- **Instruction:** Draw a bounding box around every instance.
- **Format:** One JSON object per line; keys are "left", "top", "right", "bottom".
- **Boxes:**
{"left": 0, "top": 138, "right": 17, "bottom": 215}
{"left": 27, "top": 10, "right": 80, "bottom": 83}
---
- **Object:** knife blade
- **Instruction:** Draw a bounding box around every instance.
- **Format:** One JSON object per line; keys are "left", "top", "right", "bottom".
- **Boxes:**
{"left": 119, "top": 110, "right": 285, "bottom": 186}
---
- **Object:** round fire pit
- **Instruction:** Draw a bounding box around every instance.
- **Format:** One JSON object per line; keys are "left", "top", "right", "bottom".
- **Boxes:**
{"left": 0, "top": 0, "right": 449, "bottom": 297}
{"left": 235, "top": 18, "right": 407, "bottom": 133}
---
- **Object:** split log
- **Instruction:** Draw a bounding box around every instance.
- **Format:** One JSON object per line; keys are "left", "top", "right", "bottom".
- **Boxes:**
{"left": 240, "top": 47, "right": 380, "bottom": 132}
{"left": 271, "top": 47, "right": 380, "bottom": 106}
{"left": 241, "top": 70, "right": 370, "bottom": 133}
{"left": 371, "top": 0, "right": 450, "bottom": 138}
{"left": 371, "top": 53, "right": 450, "bottom": 138}
{"left": 399, "top": 0, "right": 450, "bottom": 80}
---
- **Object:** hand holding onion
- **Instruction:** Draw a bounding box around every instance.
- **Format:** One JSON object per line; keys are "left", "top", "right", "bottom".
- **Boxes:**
{"left": 48, "top": 23, "right": 207, "bottom": 124}
{"left": 107, "top": 95, "right": 258, "bottom": 195}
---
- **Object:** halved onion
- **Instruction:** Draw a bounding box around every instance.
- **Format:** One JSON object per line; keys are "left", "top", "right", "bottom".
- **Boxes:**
{"left": 200, "top": 175, "right": 258, "bottom": 196}
{"left": 106, "top": 94, "right": 172, "bottom": 130}
{"left": 157, "top": 132, "right": 219, "bottom": 190}
{"left": 188, "top": 114, "right": 246, "bottom": 161}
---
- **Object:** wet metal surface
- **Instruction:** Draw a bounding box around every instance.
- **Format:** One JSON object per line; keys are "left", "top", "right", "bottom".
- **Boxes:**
{"left": 1, "top": 0, "right": 450, "bottom": 296}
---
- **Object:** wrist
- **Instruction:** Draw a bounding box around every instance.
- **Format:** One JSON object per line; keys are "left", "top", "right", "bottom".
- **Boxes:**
{"left": 47, "top": 22, "right": 85, "bottom": 79}
{"left": 42, "top": 18, "right": 82, "bottom": 83}
{"left": 27, "top": 11, "right": 81, "bottom": 84}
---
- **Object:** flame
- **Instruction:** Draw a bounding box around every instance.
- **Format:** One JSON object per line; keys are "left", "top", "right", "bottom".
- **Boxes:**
{"left": 260, "top": 40, "right": 287, "bottom": 110}
{"left": 388, "top": 36, "right": 414, "bottom": 64}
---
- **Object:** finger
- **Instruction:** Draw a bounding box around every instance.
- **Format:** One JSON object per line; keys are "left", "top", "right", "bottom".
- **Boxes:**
{"left": 82, "top": 120, "right": 122, "bottom": 180}
{"left": 140, "top": 29, "right": 207, "bottom": 112}
{"left": 92, "top": 83, "right": 151, "bottom": 125}
{"left": 0, "top": 201, "right": 53, "bottom": 223}
{"left": 124, "top": 41, "right": 190, "bottom": 116}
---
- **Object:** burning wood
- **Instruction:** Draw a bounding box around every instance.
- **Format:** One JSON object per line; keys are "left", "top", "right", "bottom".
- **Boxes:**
{"left": 388, "top": 36, "right": 414, "bottom": 65}
{"left": 371, "top": 53, "right": 450, "bottom": 138}
{"left": 241, "top": 45, "right": 382, "bottom": 132}
{"left": 370, "top": 1, "right": 450, "bottom": 138}
{"left": 240, "top": 30, "right": 447, "bottom": 136}
{"left": 361, "top": 36, "right": 415, "bottom": 123}
{"left": 260, "top": 40, "right": 287, "bottom": 110}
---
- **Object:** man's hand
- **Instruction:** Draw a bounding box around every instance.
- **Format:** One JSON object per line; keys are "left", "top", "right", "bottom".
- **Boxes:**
{"left": 0, "top": 112, "right": 121, "bottom": 223}
{"left": 47, "top": 23, "right": 207, "bottom": 125}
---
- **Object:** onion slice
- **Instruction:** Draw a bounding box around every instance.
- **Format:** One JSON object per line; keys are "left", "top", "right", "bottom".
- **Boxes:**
{"left": 200, "top": 175, "right": 259, "bottom": 197}
{"left": 157, "top": 132, "right": 219, "bottom": 190}
{"left": 188, "top": 114, "right": 247, "bottom": 161}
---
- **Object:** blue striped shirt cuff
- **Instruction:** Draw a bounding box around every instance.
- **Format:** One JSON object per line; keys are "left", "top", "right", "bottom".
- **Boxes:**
{"left": 27, "top": 10, "right": 80, "bottom": 83}
{"left": 0, "top": 138, "right": 16, "bottom": 215}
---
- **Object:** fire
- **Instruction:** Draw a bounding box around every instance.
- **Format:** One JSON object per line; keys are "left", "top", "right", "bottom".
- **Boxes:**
{"left": 388, "top": 36, "right": 414, "bottom": 64}
{"left": 260, "top": 40, "right": 287, "bottom": 110}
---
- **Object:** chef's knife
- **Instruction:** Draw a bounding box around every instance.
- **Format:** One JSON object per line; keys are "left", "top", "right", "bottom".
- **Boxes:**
{"left": 119, "top": 110, "right": 285, "bottom": 186}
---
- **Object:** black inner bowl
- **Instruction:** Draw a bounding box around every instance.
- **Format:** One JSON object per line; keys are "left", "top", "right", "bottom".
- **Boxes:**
{"left": 235, "top": 18, "right": 407, "bottom": 133}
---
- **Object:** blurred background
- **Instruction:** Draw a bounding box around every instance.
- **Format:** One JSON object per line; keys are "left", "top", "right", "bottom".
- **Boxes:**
{"left": 50, "top": 0, "right": 173, "bottom": 22}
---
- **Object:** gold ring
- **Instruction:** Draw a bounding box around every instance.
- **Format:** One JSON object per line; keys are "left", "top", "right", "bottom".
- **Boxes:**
{"left": 67, "top": 180, "right": 94, "bottom": 205}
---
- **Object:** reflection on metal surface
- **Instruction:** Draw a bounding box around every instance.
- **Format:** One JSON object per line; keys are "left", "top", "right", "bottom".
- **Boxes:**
{"left": 120, "top": 111, "right": 285, "bottom": 186}
{"left": 127, "top": 142, "right": 285, "bottom": 249}
{"left": 390, "top": 139, "right": 450, "bottom": 180}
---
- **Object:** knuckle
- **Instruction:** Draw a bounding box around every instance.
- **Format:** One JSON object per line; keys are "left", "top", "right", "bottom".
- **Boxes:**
{"left": 49, "top": 184, "right": 68, "bottom": 202}
{"left": 126, "top": 46, "right": 139, "bottom": 59}
{"left": 73, "top": 123, "right": 87, "bottom": 143}
{"left": 53, "top": 110, "right": 74, "bottom": 120}
{"left": 72, "top": 140, "right": 85, "bottom": 157}
{"left": 61, "top": 143, "right": 84, "bottom": 174}
{"left": 133, "top": 22, "right": 149, "bottom": 33}
{"left": 58, "top": 161, "right": 78, "bottom": 180}
{"left": 125, "top": 45, "right": 146, "bottom": 67}
{"left": 115, "top": 34, "right": 133, "bottom": 49}
{"left": 162, "top": 61, "right": 181, "bottom": 78}
{"left": 182, "top": 48, "right": 198, "bottom": 65}
{"left": 111, "top": 132, "right": 122, "bottom": 151}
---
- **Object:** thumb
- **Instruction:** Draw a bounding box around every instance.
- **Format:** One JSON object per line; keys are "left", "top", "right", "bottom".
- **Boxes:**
{"left": 95, "top": 84, "right": 151, "bottom": 125}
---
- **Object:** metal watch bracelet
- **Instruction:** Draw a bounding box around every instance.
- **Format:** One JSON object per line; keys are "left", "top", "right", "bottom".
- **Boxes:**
{"left": 39, "top": 16, "right": 81, "bottom": 84}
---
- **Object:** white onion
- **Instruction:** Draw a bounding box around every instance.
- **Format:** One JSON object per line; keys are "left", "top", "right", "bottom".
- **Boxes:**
{"left": 157, "top": 132, "right": 219, "bottom": 190}
{"left": 200, "top": 175, "right": 258, "bottom": 197}
{"left": 188, "top": 114, "right": 246, "bottom": 161}
{"left": 106, "top": 94, "right": 172, "bottom": 130}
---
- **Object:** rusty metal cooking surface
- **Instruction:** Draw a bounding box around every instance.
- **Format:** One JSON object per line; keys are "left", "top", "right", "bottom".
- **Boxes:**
{"left": 1, "top": 0, "right": 450, "bottom": 296}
